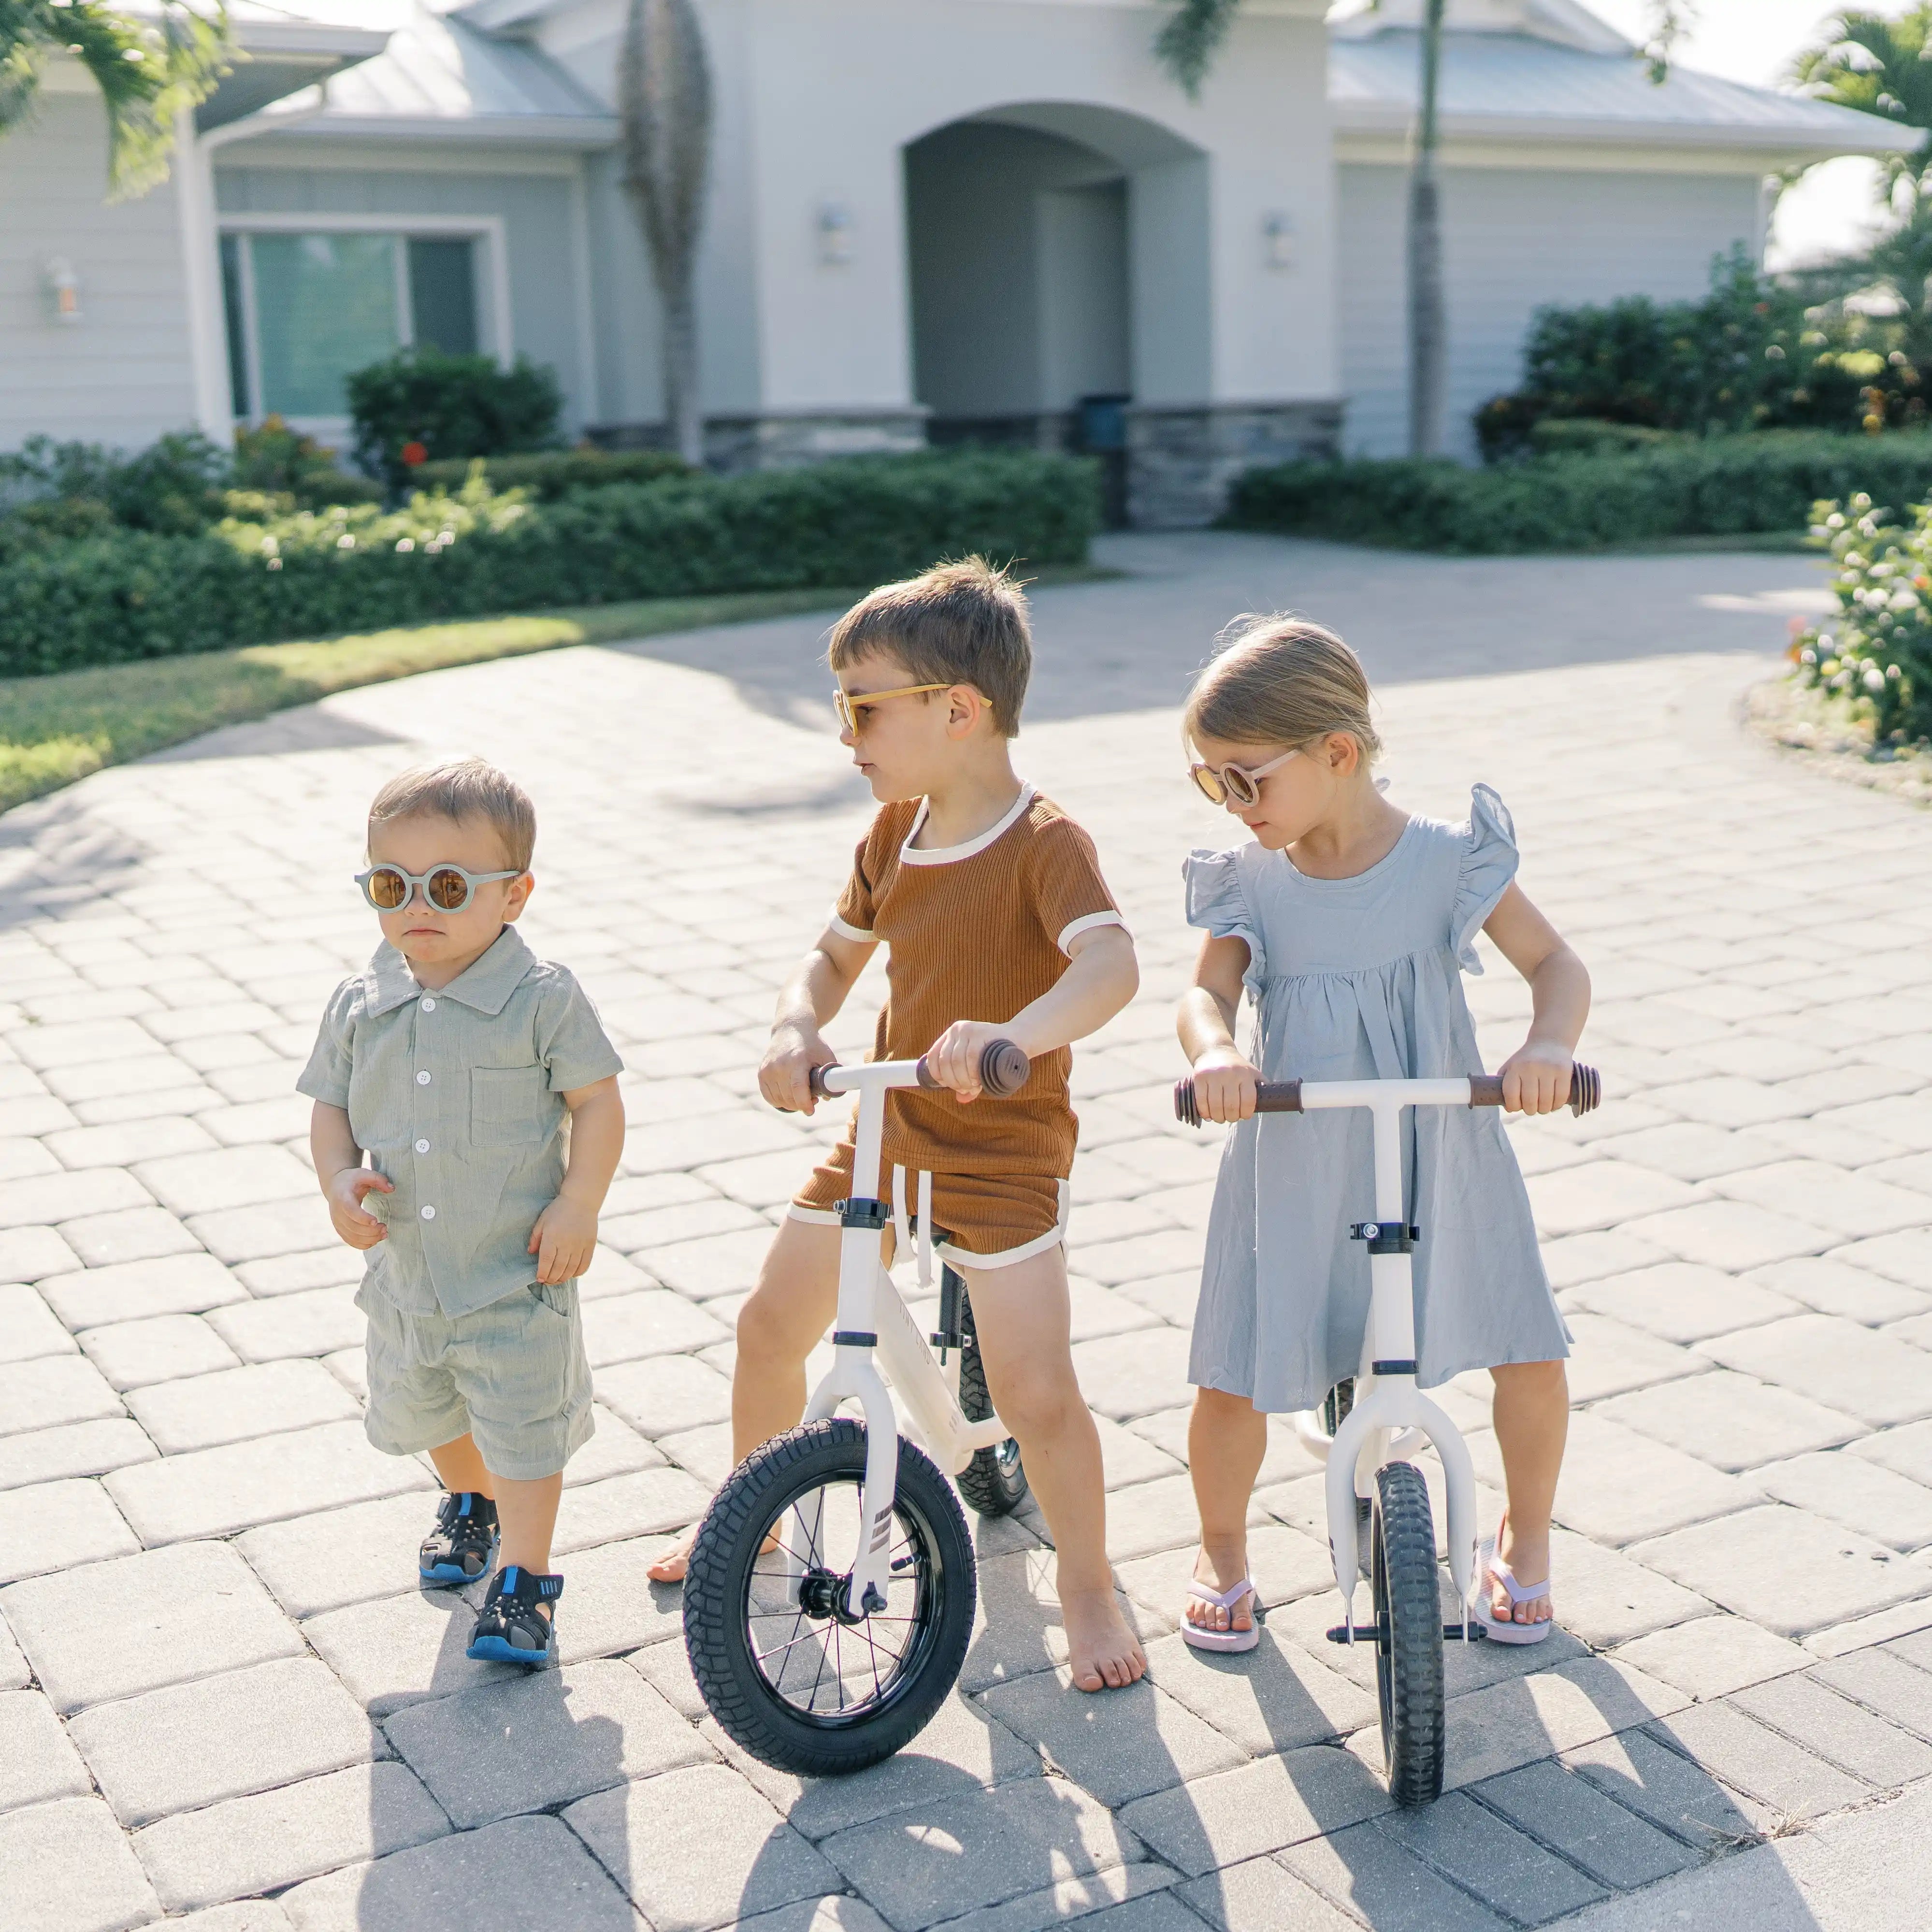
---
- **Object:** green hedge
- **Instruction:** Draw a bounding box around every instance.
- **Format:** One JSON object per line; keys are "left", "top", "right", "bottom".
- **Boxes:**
{"left": 0, "top": 451, "right": 1098, "bottom": 678}
{"left": 1797, "top": 493, "right": 1932, "bottom": 743}
{"left": 1225, "top": 431, "right": 1932, "bottom": 555}
{"left": 409, "top": 448, "right": 690, "bottom": 498}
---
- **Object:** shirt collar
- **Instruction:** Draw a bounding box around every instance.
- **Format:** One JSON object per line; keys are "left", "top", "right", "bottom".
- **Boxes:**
{"left": 361, "top": 927, "right": 536, "bottom": 1018}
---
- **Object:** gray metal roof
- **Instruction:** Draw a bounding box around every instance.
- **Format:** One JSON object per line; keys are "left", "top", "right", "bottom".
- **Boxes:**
{"left": 250, "top": 0, "right": 616, "bottom": 146}
{"left": 1331, "top": 27, "right": 1914, "bottom": 154}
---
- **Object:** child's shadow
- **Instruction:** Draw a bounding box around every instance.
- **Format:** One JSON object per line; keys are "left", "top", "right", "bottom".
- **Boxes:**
{"left": 347, "top": 1580, "right": 638, "bottom": 1928}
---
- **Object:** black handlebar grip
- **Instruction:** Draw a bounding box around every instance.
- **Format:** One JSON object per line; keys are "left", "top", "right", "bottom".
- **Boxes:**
{"left": 807, "top": 1063, "right": 834, "bottom": 1099}
{"left": 978, "top": 1039, "right": 1030, "bottom": 1098}
{"left": 1469, "top": 1065, "right": 1600, "bottom": 1117}
{"left": 912, "top": 1039, "right": 1031, "bottom": 1097}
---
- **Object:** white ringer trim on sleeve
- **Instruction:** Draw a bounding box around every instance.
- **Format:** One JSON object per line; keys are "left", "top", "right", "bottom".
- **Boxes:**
{"left": 1057, "top": 909, "right": 1129, "bottom": 956}
{"left": 828, "top": 911, "right": 875, "bottom": 943}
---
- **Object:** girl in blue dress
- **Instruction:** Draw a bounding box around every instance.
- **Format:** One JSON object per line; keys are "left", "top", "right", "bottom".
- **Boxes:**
{"left": 1174, "top": 616, "right": 1590, "bottom": 1650}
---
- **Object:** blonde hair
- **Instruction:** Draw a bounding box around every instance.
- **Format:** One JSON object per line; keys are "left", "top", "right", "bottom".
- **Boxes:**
{"left": 367, "top": 758, "right": 536, "bottom": 871}
{"left": 1182, "top": 614, "right": 1382, "bottom": 764}
{"left": 827, "top": 556, "right": 1031, "bottom": 737}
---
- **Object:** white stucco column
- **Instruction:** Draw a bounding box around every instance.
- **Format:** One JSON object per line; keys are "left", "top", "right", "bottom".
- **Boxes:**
{"left": 173, "top": 107, "right": 234, "bottom": 447}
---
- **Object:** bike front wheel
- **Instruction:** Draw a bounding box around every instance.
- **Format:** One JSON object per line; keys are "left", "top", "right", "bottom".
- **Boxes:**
{"left": 1371, "top": 1459, "right": 1446, "bottom": 1806}
{"left": 683, "top": 1416, "right": 976, "bottom": 1776}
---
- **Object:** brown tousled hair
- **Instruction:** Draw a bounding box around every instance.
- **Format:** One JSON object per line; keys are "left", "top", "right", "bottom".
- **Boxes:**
{"left": 826, "top": 556, "right": 1032, "bottom": 736}
{"left": 367, "top": 758, "right": 536, "bottom": 871}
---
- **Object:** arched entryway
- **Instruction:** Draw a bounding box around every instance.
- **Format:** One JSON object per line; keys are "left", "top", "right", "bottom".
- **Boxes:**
{"left": 903, "top": 102, "right": 1209, "bottom": 518}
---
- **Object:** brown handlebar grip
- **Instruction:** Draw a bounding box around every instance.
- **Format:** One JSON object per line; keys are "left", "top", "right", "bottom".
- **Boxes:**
{"left": 1470, "top": 1065, "right": 1600, "bottom": 1117}
{"left": 807, "top": 1063, "right": 834, "bottom": 1100}
{"left": 1173, "top": 1077, "right": 1301, "bottom": 1126}
{"left": 913, "top": 1039, "right": 1031, "bottom": 1097}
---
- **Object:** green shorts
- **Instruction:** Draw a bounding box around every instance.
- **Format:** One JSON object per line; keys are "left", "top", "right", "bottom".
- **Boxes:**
{"left": 356, "top": 1277, "right": 595, "bottom": 1481}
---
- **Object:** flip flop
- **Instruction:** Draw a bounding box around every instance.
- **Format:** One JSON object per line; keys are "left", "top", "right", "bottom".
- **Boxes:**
{"left": 1181, "top": 1575, "right": 1260, "bottom": 1653}
{"left": 1472, "top": 1529, "right": 1553, "bottom": 1646}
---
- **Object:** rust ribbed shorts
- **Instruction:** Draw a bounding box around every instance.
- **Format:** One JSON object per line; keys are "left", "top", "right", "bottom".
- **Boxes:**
{"left": 789, "top": 1142, "right": 1069, "bottom": 1269}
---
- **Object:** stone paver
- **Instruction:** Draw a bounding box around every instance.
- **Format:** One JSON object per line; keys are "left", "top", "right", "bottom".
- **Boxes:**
{"left": 4, "top": 535, "right": 1932, "bottom": 1926}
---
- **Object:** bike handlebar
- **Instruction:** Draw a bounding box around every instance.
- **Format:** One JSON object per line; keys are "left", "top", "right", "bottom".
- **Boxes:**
{"left": 808, "top": 1038, "right": 1031, "bottom": 1102}
{"left": 1173, "top": 1063, "right": 1601, "bottom": 1127}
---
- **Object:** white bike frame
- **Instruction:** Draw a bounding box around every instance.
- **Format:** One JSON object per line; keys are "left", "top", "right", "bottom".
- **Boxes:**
{"left": 1284, "top": 1079, "right": 1483, "bottom": 1642}
{"left": 795, "top": 1059, "right": 1014, "bottom": 1623}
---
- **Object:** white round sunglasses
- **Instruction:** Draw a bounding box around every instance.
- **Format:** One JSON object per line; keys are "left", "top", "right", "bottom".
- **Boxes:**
{"left": 356, "top": 863, "right": 521, "bottom": 914}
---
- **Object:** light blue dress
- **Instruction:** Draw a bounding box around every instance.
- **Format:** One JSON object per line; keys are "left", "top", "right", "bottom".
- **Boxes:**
{"left": 1185, "top": 785, "right": 1568, "bottom": 1414}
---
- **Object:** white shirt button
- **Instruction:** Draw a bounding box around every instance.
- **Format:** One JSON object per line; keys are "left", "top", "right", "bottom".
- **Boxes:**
{"left": 420, "top": 996, "right": 436, "bottom": 1011}
{"left": 416, "top": 1070, "right": 431, "bottom": 1086}
{"left": 421, "top": 1204, "right": 436, "bottom": 1220}
{"left": 415, "top": 1139, "right": 431, "bottom": 1154}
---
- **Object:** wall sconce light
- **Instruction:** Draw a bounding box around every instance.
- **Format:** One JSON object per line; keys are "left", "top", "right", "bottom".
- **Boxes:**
{"left": 43, "top": 257, "right": 82, "bottom": 323}
{"left": 1261, "top": 212, "right": 1294, "bottom": 271}
{"left": 817, "top": 202, "right": 853, "bottom": 266}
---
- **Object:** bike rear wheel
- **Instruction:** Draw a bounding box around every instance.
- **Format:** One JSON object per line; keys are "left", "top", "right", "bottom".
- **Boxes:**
{"left": 952, "top": 1278, "right": 1028, "bottom": 1518}
{"left": 683, "top": 1416, "right": 975, "bottom": 1776}
{"left": 1371, "top": 1459, "right": 1446, "bottom": 1806}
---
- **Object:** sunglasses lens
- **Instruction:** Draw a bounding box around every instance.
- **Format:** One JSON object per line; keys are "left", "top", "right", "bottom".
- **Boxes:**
{"left": 1224, "top": 769, "right": 1260, "bottom": 808}
{"left": 1190, "top": 766, "right": 1225, "bottom": 805}
{"left": 427, "top": 868, "right": 470, "bottom": 912}
{"left": 366, "top": 867, "right": 409, "bottom": 910}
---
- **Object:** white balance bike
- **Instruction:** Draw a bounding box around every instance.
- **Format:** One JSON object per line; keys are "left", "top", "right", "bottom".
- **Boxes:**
{"left": 1174, "top": 1060, "right": 1601, "bottom": 1805}
{"left": 683, "top": 1040, "right": 1034, "bottom": 1775}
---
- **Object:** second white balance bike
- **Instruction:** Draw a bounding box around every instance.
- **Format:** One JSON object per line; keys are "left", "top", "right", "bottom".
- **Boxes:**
{"left": 684, "top": 1040, "right": 1033, "bottom": 1775}
{"left": 1175, "top": 1060, "right": 1601, "bottom": 1804}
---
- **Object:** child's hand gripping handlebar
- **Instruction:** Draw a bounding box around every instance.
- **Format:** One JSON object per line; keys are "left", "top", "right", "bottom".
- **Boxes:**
{"left": 1172, "top": 1063, "right": 1601, "bottom": 1127}
{"left": 808, "top": 1039, "right": 1032, "bottom": 1101}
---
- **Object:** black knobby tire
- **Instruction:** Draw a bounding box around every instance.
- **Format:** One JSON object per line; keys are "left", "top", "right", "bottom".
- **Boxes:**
{"left": 952, "top": 1283, "right": 1028, "bottom": 1518}
{"left": 1371, "top": 1460, "right": 1446, "bottom": 1806}
{"left": 683, "top": 1416, "right": 976, "bottom": 1776}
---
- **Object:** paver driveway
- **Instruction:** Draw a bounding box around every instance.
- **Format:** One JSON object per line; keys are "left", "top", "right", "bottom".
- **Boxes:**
{"left": 1, "top": 531, "right": 1929, "bottom": 1932}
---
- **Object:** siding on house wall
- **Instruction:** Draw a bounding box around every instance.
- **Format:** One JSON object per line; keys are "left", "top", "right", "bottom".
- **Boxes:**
{"left": 1338, "top": 162, "right": 1766, "bottom": 460}
{"left": 213, "top": 151, "right": 591, "bottom": 431}
{"left": 0, "top": 91, "right": 199, "bottom": 452}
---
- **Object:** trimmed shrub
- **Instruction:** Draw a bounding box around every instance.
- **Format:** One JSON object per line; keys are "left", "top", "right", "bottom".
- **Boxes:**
{"left": 347, "top": 349, "right": 562, "bottom": 490}
{"left": 1225, "top": 431, "right": 1932, "bottom": 555}
{"left": 1475, "top": 248, "right": 1932, "bottom": 458}
{"left": 231, "top": 418, "right": 384, "bottom": 511}
{"left": 1796, "top": 492, "right": 1932, "bottom": 744}
{"left": 409, "top": 447, "right": 690, "bottom": 499}
{"left": 0, "top": 450, "right": 1099, "bottom": 678}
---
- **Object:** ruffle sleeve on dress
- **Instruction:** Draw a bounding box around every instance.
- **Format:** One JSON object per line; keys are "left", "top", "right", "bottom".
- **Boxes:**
{"left": 1452, "top": 784, "right": 1520, "bottom": 974}
{"left": 1183, "top": 847, "right": 1264, "bottom": 986}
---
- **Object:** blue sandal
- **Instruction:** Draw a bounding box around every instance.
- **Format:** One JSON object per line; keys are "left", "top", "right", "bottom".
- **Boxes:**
{"left": 466, "top": 1566, "right": 562, "bottom": 1665}
{"left": 419, "top": 1492, "right": 499, "bottom": 1587}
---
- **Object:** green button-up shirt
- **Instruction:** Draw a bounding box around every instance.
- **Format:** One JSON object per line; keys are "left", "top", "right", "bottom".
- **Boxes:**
{"left": 298, "top": 927, "right": 623, "bottom": 1319}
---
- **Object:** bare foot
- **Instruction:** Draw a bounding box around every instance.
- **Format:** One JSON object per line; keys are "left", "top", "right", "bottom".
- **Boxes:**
{"left": 1061, "top": 1586, "right": 1147, "bottom": 1692}
{"left": 1492, "top": 1514, "right": 1553, "bottom": 1627}
{"left": 1184, "top": 1544, "right": 1255, "bottom": 1636}
{"left": 647, "top": 1525, "right": 698, "bottom": 1585}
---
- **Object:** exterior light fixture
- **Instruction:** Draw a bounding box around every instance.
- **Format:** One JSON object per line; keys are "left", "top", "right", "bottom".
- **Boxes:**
{"left": 817, "top": 202, "right": 853, "bottom": 266}
{"left": 44, "top": 257, "right": 82, "bottom": 322}
{"left": 1261, "top": 212, "right": 1294, "bottom": 271}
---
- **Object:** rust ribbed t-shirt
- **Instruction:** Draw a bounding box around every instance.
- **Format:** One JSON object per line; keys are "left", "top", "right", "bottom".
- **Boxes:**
{"left": 829, "top": 784, "right": 1127, "bottom": 1179}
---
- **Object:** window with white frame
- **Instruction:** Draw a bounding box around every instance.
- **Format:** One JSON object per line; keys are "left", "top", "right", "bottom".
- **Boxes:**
{"left": 220, "top": 230, "right": 483, "bottom": 422}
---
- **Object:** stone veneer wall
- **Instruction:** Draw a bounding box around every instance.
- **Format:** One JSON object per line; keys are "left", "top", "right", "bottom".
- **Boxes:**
{"left": 1125, "top": 401, "right": 1343, "bottom": 529}
{"left": 587, "top": 410, "right": 930, "bottom": 472}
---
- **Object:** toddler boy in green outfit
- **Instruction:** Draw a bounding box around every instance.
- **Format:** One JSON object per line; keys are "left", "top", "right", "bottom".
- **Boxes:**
{"left": 300, "top": 758, "right": 625, "bottom": 1665}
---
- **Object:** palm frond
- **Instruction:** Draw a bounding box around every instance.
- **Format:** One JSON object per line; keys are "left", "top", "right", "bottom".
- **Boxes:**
{"left": 1153, "top": 0, "right": 1240, "bottom": 97}
{"left": 1640, "top": 1, "right": 1700, "bottom": 85}
{"left": 0, "top": 0, "right": 233, "bottom": 199}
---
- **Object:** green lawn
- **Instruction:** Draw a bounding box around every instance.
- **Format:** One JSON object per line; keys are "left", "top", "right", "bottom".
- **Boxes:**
{"left": 0, "top": 588, "right": 856, "bottom": 816}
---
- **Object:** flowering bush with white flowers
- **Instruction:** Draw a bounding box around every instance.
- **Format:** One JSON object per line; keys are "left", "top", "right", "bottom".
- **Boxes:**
{"left": 1798, "top": 493, "right": 1932, "bottom": 744}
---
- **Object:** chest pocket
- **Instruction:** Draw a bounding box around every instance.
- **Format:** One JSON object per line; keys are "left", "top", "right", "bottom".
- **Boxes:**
{"left": 470, "top": 1065, "right": 550, "bottom": 1147}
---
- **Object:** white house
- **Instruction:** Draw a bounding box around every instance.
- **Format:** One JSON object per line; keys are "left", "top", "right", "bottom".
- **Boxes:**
{"left": 0, "top": 0, "right": 1904, "bottom": 524}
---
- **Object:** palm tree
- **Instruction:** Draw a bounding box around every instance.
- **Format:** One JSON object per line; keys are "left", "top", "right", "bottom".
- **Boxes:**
{"left": 619, "top": 0, "right": 712, "bottom": 467}
{"left": 1155, "top": 1, "right": 1695, "bottom": 459}
{"left": 0, "top": 0, "right": 231, "bottom": 199}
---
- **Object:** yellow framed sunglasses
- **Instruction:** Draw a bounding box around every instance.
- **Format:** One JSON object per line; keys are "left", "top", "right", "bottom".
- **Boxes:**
{"left": 834, "top": 682, "right": 952, "bottom": 732}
